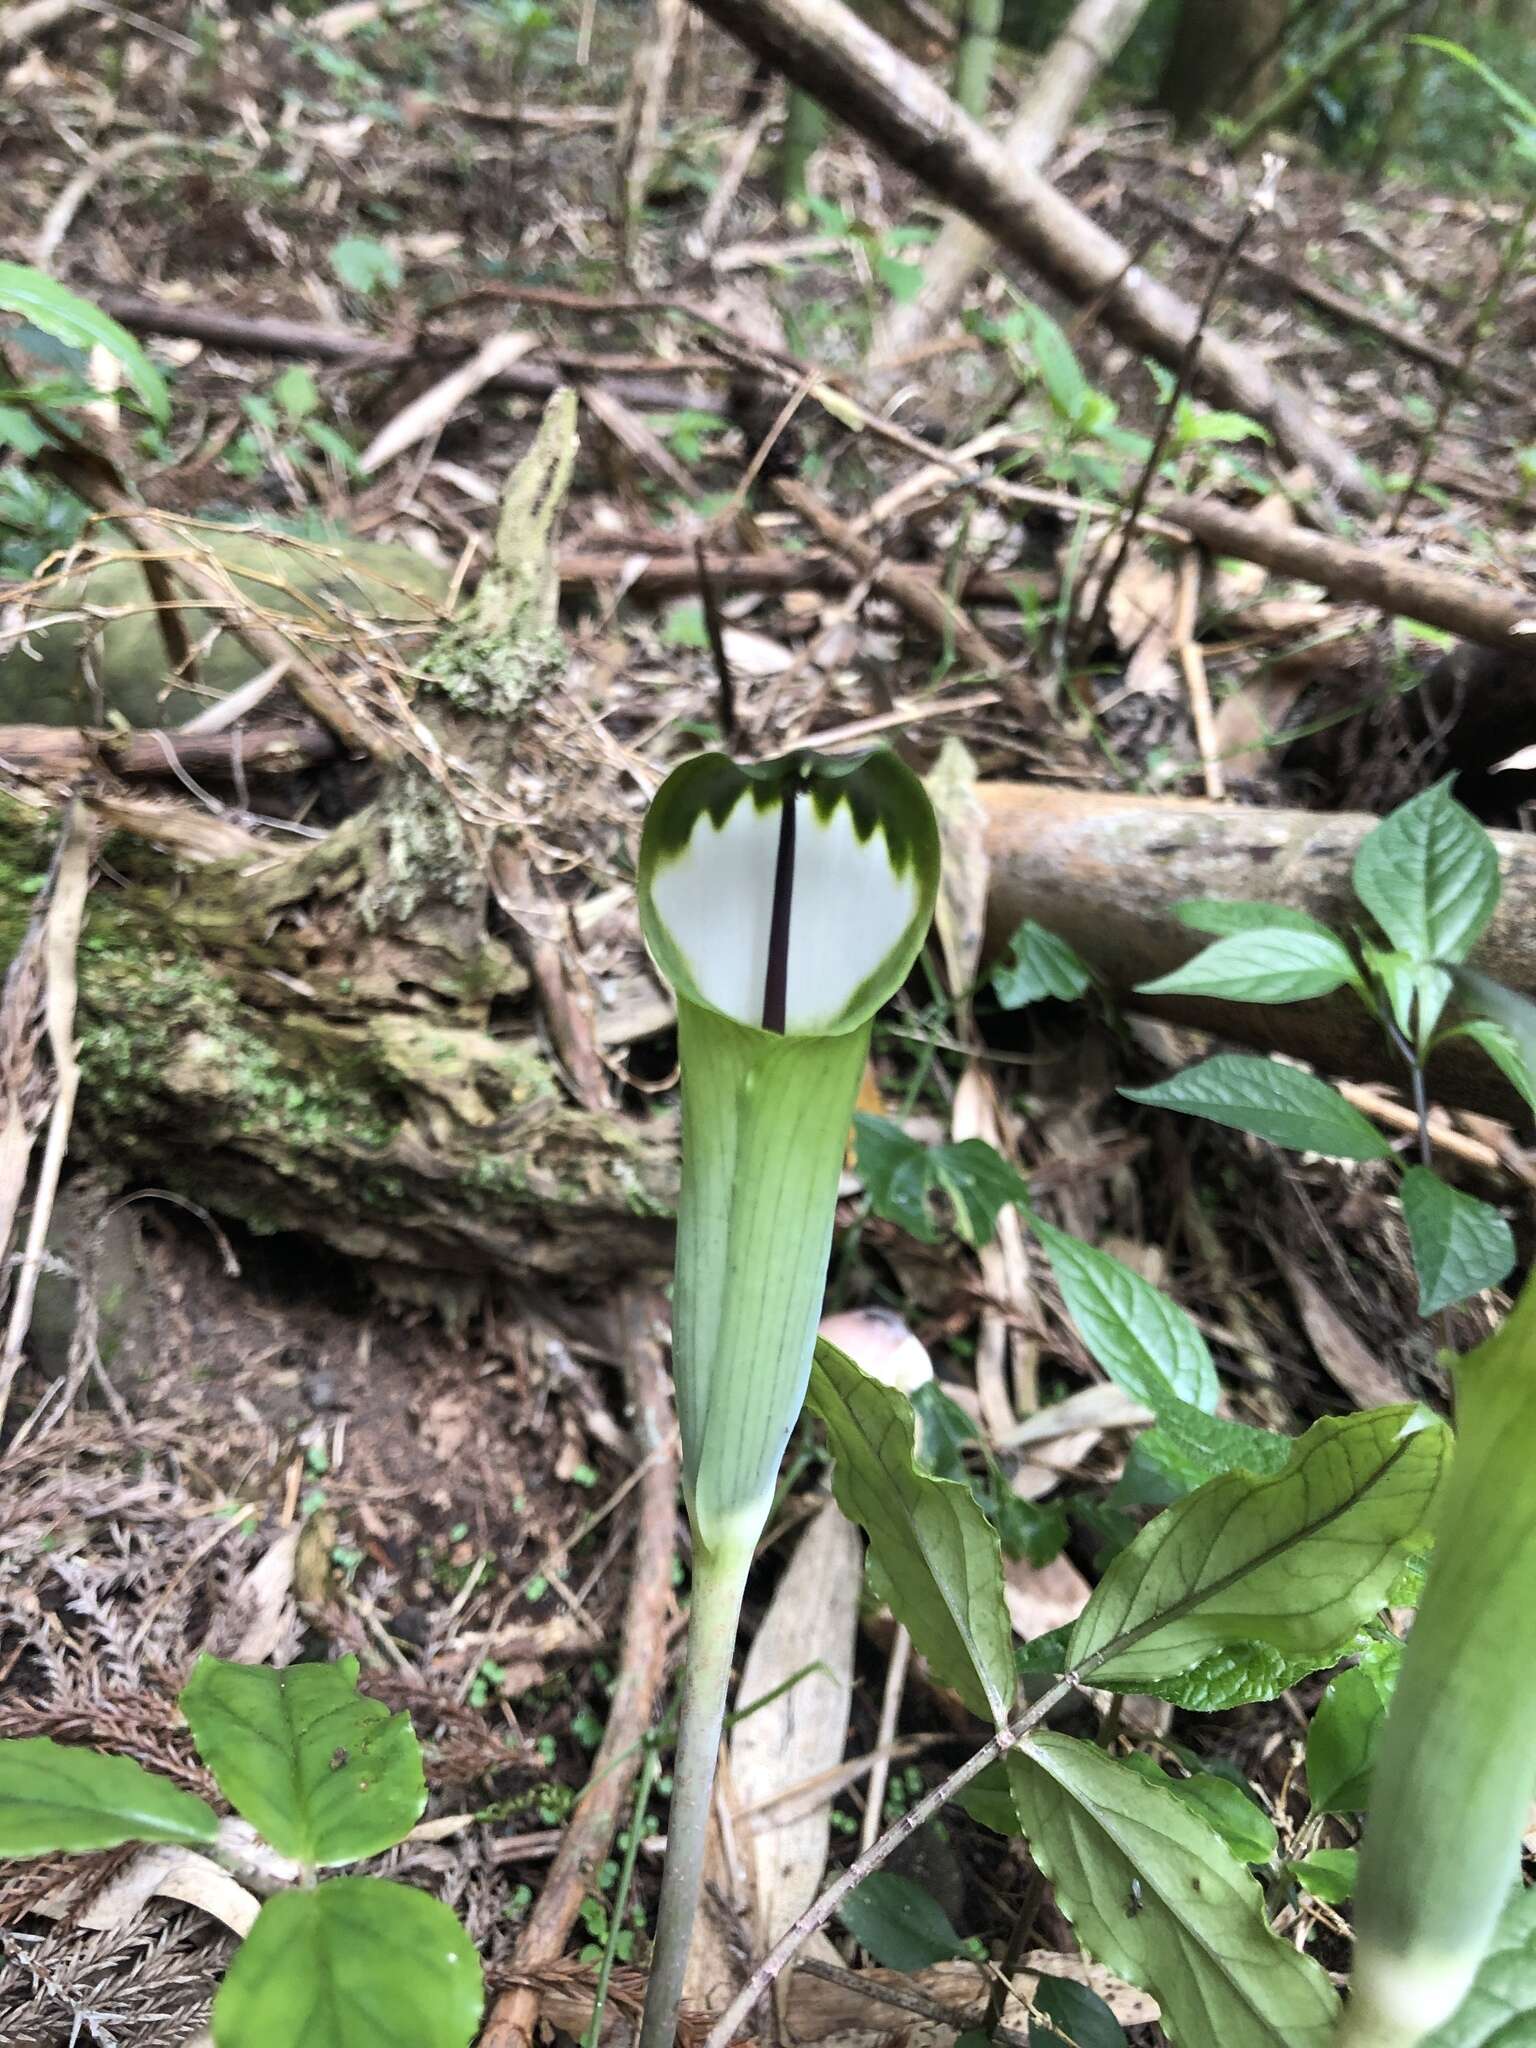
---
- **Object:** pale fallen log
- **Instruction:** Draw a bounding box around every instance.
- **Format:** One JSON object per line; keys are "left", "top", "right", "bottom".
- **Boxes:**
{"left": 980, "top": 784, "right": 1536, "bottom": 1122}
{"left": 685, "top": 0, "right": 1371, "bottom": 503}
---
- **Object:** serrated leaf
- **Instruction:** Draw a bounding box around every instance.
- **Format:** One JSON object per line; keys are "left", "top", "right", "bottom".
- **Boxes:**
{"left": 808, "top": 1339, "right": 1015, "bottom": 1725}
{"left": 1306, "top": 1644, "right": 1400, "bottom": 1814}
{"left": 1421, "top": 1884, "right": 1536, "bottom": 2047}
{"left": 1174, "top": 901, "right": 1340, "bottom": 940}
{"left": 0, "top": 262, "right": 170, "bottom": 422}
{"left": 1123, "top": 1756, "right": 1277, "bottom": 1864}
{"left": 211, "top": 1877, "right": 483, "bottom": 2048}
{"left": 991, "top": 918, "right": 1092, "bottom": 1007}
{"left": 1400, "top": 1168, "right": 1515, "bottom": 1315}
{"left": 1181, "top": 408, "right": 1270, "bottom": 445}
{"left": 0, "top": 1739, "right": 218, "bottom": 1858}
{"left": 1139, "top": 929, "right": 1357, "bottom": 1005}
{"left": 1001, "top": 1736, "right": 1339, "bottom": 2048}
{"left": 181, "top": 1655, "right": 425, "bottom": 1867}
{"left": 1122, "top": 1054, "right": 1392, "bottom": 1160}
{"left": 1353, "top": 782, "right": 1500, "bottom": 966}
{"left": 1028, "top": 1216, "right": 1217, "bottom": 1413}
{"left": 836, "top": 1870, "right": 971, "bottom": 1968}
{"left": 1134, "top": 1398, "right": 1293, "bottom": 1488}
{"left": 1444, "top": 1016, "right": 1536, "bottom": 1116}
{"left": 1286, "top": 1848, "right": 1357, "bottom": 1904}
{"left": 1068, "top": 1409, "right": 1448, "bottom": 1704}
{"left": 854, "top": 1115, "right": 1028, "bottom": 1248}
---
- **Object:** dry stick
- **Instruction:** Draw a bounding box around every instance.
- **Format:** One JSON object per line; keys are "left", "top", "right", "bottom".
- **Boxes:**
{"left": 558, "top": 545, "right": 1056, "bottom": 606}
{"left": 1154, "top": 493, "right": 1536, "bottom": 654}
{"left": 980, "top": 1863, "right": 1047, "bottom": 2043}
{"left": 859, "top": 1623, "right": 911, "bottom": 1853}
{"left": 480, "top": 1292, "right": 678, "bottom": 2048}
{"left": 0, "top": 722, "right": 337, "bottom": 782}
{"left": 774, "top": 477, "right": 1019, "bottom": 688}
{"left": 1172, "top": 547, "right": 1222, "bottom": 799}
{"left": 873, "top": 0, "right": 1152, "bottom": 367}
{"left": 0, "top": 804, "right": 94, "bottom": 1436}
{"left": 1082, "top": 163, "right": 1275, "bottom": 660}
{"left": 1390, "top": 189, "right": 1536, "bottom": 534}
{"left": 693, "top": 542, "right": 738, "bottom": 747}
{"left": 792, "top": 1955, "right": 1035, "bottom": 2048}
{"left": 700, "top": 1678, "right": 1075, "bottom": 2048}
{"left": 617, "top": 0, "right": 686, "bottom": 274}
{"left": 683, "top": 0, "right": 1372, "bottom": 503}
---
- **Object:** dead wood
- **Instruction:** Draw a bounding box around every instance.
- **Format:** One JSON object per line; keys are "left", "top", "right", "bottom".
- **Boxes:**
{"left": 682, "top": 0, "right": 1372, "bottom": 504}
{"left": 0, "top": 722, "right": 338, "bottom": 782}
{"left": 558, "top": 547, "right": 1055, "bottom": 606}
{"left": 980, "top": 782, "right": 1536, "bottom": 1122}
{"left": 1158, "top": 495, "right": 1536, "bottom": 654}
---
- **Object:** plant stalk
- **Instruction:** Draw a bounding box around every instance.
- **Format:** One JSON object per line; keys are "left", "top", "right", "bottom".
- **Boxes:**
{"left": 637, "top": 1538, "right": 755, "bottom": 2048}
{"left": 780, "top": 87, "right": 827, "bottom": 206}
{"left": 952, "top": 0, "right": 1002, "bottom": 118}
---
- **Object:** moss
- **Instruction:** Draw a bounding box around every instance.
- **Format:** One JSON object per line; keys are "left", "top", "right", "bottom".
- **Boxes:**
{"left": 419, "top": 623, "right": 564, "bottom": 722}
{"left": 357, "top": 771, "right": 476, "bottom": 932}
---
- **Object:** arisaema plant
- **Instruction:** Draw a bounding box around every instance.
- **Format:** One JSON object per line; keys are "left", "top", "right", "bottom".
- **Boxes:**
{"left": 634, "top": 747, "right": 939, "bottom": 2048}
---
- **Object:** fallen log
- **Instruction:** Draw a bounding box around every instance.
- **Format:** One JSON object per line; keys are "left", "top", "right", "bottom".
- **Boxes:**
{"left": 683, "top": 0, "right": 1372, "bottom": 503}
{"left": 1158, "top": 496, "right": 1536, "bottom": 656}
{"left": 981, "top": 783, "right": 1536, "bottom": 1123}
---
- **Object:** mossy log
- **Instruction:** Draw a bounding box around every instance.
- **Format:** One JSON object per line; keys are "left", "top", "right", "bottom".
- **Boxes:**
{"left": 0, "top": 399, "right": 675, "bottom": 1287}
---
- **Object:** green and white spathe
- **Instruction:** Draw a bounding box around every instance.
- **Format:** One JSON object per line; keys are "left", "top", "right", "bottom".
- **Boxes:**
{"left": 634, "top": 746, "right": 938, "bottom": 2048}
{"left": 639, "top": 747, "right": 939, "bottom": 1555}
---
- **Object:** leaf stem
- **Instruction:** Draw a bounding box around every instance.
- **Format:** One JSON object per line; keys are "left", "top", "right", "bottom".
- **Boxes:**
{"left": 638, "top": 1539, "right": 755, "bottom": 2048}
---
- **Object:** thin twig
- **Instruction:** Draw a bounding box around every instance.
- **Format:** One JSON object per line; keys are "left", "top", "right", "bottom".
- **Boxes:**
{"left": 699, "top": 1678, "right": 1075, "bottom": 2048}
{"left": 1082, "top": 157, "right": 1280, "bottom": 659}
{"left": 859, "top": 1624, "right": 911, "bottom": 1853}
{"left": 792, "top": 1955, "right": 1035, "bottom": 2048}
{"left": 980, "top": 1864, "right": 1047, "bottom": 2042}
{"left": 694, "top": 541, "right": 738, "bottom": 748}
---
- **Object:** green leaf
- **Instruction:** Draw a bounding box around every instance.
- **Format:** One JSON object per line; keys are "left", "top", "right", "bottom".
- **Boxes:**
{"left": 0, "top": 403, "right": 49, "bottom": 455}
{"left": 1174, "top": 901, "right": 1340, "bottom": 940}
{"left": 1414, "top": 36, "right": 1536, "bottom": 136}
{"left": 211, "top": 1877, "right": 484, "bottom": 2048}
{"left": 329, "top": 236, "right": 402, "bottom": 296}
{"left": 999, "top": 1737, "right": 1339, "bottom": 2047}
{"left": 1400, "top": 1168, "right": 1515, "bottom": 1316}
{"left": 1027, "top": 1216, "right": 1217, "bottom": 1413}
{"left": 1068, "top": 1409, "right": 1448, "bottom": 1704}
{"left": 1137, "top": 929, "right": 1357, "bottom": 1005}
{"left": 1421, "top": 1884, "right": 1536, "bottom": 2047}
{"left": 1445, "top": 1017, "right": 1536, "bottom": 1115}
{"left": 1367, "top": 945, "right": 1452, "bottom": 1046}
{"left": 1353, "top": 782, "right": 1500, "bottom": 966}
{"left": 1015, "top": 302, "right": 1090, "bottom": 424}
{"left": 836, "top": 1871, "right": 971, "bottom": 1968}
{"left": 659, "top": 597, "right": 708, "bottom": 648}
{"left": 1180, "top": 408, "right": 1270, "bottom": 446}
{"left": 808, "top": 1339, "right": 1016, "bottom": 1725}
{"left": 991, "top": 919, "right": 1092, "bottom": 1007}
{"left": 1306, "top": 1644, "right": 1400, "bottom": 1814}
{"left": 1123, "top": 1755, "right": 1277, "bottom": 1864}
{"left": 273, "top": 365, "right": 320, "bottom": 420}
{"left": 1443, "top": 972, "right": 1536, "bottom": 1117}
{"left": 1032, "top": 1971, "right": 1127, "bottom": 2048}
{"left": 180, "top": 1655, "right": 426, "bottom": 1867}
{"left": 0, "top": 1738, "right": 217, "bottom": 1858}
{"left": 1122, "top": 1054, "right": 1392, "bottom": 1161}
{"left": 854, "top": 1116, "right": 1029, "bottom": 1249}
{"left": 1134, "top": 1398, "right": 1293, "bottom": 1488}
{"left": 1286, "top": 1848, "right": 1357, "bottom": 1905}
{"left": 0, "top": 262, "right": 169, "bottom": 423}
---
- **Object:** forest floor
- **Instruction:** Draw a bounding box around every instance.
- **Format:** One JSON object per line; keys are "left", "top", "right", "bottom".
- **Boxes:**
{"left": 0, "top": 2, "right": 1533, "bottom": 2043}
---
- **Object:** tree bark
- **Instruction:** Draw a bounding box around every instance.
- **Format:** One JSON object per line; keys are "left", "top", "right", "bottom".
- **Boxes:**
{"left": 683, "top": 0, "right": 1373, "bottom": 504}
{"left": 874, "top": 0, "right": 1152, "bottom": 366}
{"left": 980, "top": 783, "right": 1536, "bottom": 1123}
{"left": 1156, "top": 0, "right": 1287, "bottom": 136}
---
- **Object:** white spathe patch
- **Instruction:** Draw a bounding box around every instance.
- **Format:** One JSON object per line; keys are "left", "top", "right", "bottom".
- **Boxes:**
{"left": 649, "top": 790, "right": 920, "bottom": 1033}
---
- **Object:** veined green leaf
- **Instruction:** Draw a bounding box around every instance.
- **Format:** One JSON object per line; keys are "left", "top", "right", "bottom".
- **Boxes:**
{"left": 855, "top": 1115, "right": 1029, "bottom": 1248}
{"left": 180, "top": 1655, "right": 425, "bottom": 1867}
{"left": 1442, "top": 1015, "right": 1536, "bottom": 1117}
{"left": 1028, "top": 1216, "right": 1217, "bottom": 1413}
{"left": 0, "top": 1739, "right": 217, "bottom": 1858}
{"left": 1307, "top": 1643, "right": 1400, "bottom": 1815}
{"left": 1122, "top": 1054, "right": 1392, "bottom": 1160}
{"left": 1068, "top": 1409, "right": 1448, "bottom": 1703}
{"left": 1137, "top": 929, "right": 1357, "bottom": 1005}
{"left": 1400, "top": 1168, "right": 1515, "bottom": 1316}
{"left": 1353, "top": 781, "right": 1500, "bottom": 967}
{"left": 991, "top": 919, "right": 1092, "bottom": 1007}
{"left": 1174, "top": 901, "right": 1340, "bottom": 940}
{"left": 1421, "top": 1885, "right": 1536, "bottom": 2047}
{"left": 1033, "top": 1971, "right": 1127, "bottom": 2048}
{"left": 808, "top": 1338, "right": 1015, "bottom": 1725}
{"left": 212, "top": 1877, "right": 483, "bottom": 2048}
{"left": 836, "top": 1871, "right": 971, "bottom": 1969}
{"left": 0, "top": 262, "right": 169, "bottom": 422}
{"left": 1287, "top": 1848, "right": 1357, "bottom": 1905}
{"left": 1001, "top": 1736, "right": 1339, "bottom": 2048}
{"left": 1134, "top": 1397, "right": 1292, "bottom": 1488}
{"left": 1123, "top": 1755, "right": 1277, "bottom": 1865}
